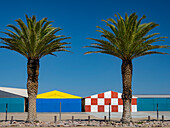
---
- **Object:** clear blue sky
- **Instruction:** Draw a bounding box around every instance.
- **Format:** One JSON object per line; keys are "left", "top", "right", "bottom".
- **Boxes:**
{"left": 0, "top": 0, "right": 169, "bottom": 97}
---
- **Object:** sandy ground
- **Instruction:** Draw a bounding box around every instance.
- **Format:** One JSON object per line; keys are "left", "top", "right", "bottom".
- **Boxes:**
{"left": 87, "top": 111, "right": 170, "bottom": 121}
{"left": 0, "top": 112, "right": 170, "bottom": 122}
{"left": 0, "top": 112, "right": 96, "bottom": 122}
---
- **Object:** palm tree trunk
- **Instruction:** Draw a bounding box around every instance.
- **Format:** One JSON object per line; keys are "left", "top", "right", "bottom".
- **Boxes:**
{"left": 121, "top": 59, "right": 132, "bottom": 123}
{"left": 27, "top": 58, "right": 39, "bottom": 122}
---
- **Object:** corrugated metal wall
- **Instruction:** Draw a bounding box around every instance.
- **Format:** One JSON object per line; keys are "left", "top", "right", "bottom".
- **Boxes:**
{"left": 36, "top": 99, "right": 82, "bottom": 112}
{"left": 0, "top": 98, "right": 25, "bottom": 112}
{"left": 137, "top": 98, "right": 170, "bottom": 111}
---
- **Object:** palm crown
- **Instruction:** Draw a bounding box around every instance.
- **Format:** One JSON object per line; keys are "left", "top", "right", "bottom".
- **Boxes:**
{"left": 85, "top": 13, "right": 168, "bottom": 60}
{"left": 0, "top": 15, "right": 71, "bottom": 59}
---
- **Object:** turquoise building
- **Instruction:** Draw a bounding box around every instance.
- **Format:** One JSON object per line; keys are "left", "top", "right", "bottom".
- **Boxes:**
{"left": 0, "top": 87, "right": 28, "bottom": 112}
{"left": 134, "top": 95, "right": 170, "bottom": 111}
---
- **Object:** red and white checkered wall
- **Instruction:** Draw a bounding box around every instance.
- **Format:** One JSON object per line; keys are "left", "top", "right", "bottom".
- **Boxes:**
{"left": 85, "top": 91, "right": 137, "bottom": 112}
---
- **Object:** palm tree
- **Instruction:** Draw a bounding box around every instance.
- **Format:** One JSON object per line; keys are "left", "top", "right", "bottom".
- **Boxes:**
{"left": 0, "top": 15, "right": 71, "bottom": 122}
{"left": 84, "top": 13, "right": 168, "bottom": 123}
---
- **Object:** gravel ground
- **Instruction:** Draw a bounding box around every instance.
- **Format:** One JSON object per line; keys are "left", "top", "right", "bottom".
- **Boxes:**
{"left": 0, "top": 119, "right": 170, "bottom": 127}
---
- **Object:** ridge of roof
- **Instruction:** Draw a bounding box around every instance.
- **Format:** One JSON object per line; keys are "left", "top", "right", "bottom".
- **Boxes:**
{"left": 0, "top": 87, "right": 28, "bottom": 97}
{"left": 37, "top": 90, "right": 82, "bottom": 99}
{"left": 85, "top": 90, "right": 137, "bottom": 98}
{"left": 134, "top": 94, "right": 170, "bottom": 98}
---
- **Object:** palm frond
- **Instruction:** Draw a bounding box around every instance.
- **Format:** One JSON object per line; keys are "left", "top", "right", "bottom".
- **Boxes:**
{"left": 85, "top": 13, "right": 168, "bottom": 60}
{"left": 0, "top": 15, "right": 71, "bottom": 59}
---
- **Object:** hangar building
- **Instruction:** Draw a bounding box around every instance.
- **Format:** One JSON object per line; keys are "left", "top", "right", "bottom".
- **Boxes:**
{"left": 83, "top": 90, "right": 137, "bottom": 112}
{"left": 36, "top": 90, "right": 82, "bottom": 112}
{"left": 134, "top": 94, "right": 170, "bottom": 111}
{"left": 0, "top": 87, "right": 28, "bottom": 112}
